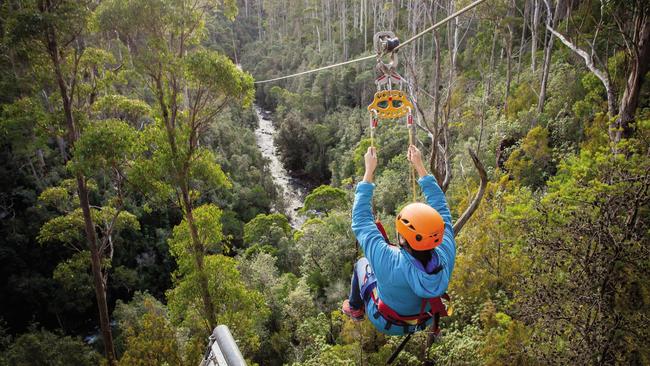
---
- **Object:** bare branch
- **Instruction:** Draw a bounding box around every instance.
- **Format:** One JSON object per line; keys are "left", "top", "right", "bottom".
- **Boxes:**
{"left": 453, "top": 148, "right": 488, "bottom": 237}
{"left": 543, "top": 0, "right": 612, "bottom": 100}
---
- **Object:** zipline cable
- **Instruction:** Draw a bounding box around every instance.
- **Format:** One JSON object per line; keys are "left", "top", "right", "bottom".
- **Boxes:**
{"left": 254, "top": 54, "right": 376, "bottom": 84}
{"left": 392, "top": 0, "right": 487, "bottom": 52}
{"left": 253, "top": 0, "right": 489, "bottom": 85}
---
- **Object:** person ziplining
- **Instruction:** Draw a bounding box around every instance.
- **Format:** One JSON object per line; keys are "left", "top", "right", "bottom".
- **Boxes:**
{"left": 341, "top": 144, "right": 455, "bottom": 338}
{"left": 338, "top": 30, "right": 457, "bottom": 364}
{"left": 251, "top": 1, "right": 489, "bottom": 361}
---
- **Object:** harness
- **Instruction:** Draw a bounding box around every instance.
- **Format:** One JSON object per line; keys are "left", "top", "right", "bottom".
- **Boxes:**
{"left": 369, "top": 220, "right": 451, "bottom": 335}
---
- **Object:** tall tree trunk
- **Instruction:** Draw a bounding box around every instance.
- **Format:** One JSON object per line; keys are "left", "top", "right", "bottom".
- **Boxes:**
{"left": 342, "top": 0, "right": 348, "bottom": 60}
{"left": 430, "top": 32, "right": 442, "bottom": 180}
{"left": 157, "top": 71, "right": 218, "bottom": 330}
{"left": 181, "top": 186, "right": 218, "bottom": 329}
{"left": 504, "top": 26, "right": 513, "bottom": 114}
{"left": 46, "top": 27, "right": 116, "bottom": 366}
{"left": 80, "top": 177, "right": 116, "bottom": 366}
{"left": 611, "top": 15, "right": 650, "bottom": 143}
{"left": 531, "top": 0, "right": 540, "bottom": 72}
{"left": 363, "top": 0, "right": 368, "bottom": 51}
{"left": 257, "top": 0, "right": 263, "bottom": 41}
{"left": 542, "top": 0, "right": 617, "bottom": 120}
{"left": 536, "top": 0, "right": 562, "bottom": 119}
{"left": 517, "top": 0, "right": 529, "bottom": 83}
{"left": 487, "top": 22, "right": 498, "bottom": 99}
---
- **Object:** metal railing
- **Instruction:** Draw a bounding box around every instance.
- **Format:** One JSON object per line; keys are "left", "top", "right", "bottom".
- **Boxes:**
{"left": 200, "top": 325, "right": 246, "bottom": 366}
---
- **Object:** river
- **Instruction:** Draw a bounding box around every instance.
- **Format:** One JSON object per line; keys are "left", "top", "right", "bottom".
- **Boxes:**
{"left": 253, "top": 107, "right": 308, "bottom": 228}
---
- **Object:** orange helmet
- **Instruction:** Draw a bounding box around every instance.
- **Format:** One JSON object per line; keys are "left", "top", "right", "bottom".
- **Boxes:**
{"left": 395, "top": 203, "right": 445, "bottom": 250}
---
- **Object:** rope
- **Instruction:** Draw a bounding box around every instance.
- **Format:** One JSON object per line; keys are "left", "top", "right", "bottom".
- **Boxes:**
{"left": 407, "top": 114, "right": 417, "bottom": 202}
{"left": 369, "top": 110, "right": 377, "bottom": 147}
{"left": 405, "top": 80, "right": 420, "bottom": 203}
{"left": 253, "top": 0, "right": 488, "bottom": 85}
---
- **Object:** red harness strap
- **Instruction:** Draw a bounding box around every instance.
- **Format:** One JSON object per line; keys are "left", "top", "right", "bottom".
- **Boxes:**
{"left": 372, "top": 291, "right": 450, "bottom": 325}
{"left": 375, "top": 220, "right": 391, "bottom": 244}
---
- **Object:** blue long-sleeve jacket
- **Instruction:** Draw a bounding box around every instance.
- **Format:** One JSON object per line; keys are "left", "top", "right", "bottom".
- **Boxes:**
{"left": 352, "top": 175, "right": 456, "bottom": 335}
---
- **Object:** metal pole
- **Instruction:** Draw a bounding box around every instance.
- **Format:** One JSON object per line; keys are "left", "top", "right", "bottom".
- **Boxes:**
{"left": 214, "top": 325, "right": 246, "bottom": 366}
{"left": 202, "top": 325, "right": 247, "bottom": 366}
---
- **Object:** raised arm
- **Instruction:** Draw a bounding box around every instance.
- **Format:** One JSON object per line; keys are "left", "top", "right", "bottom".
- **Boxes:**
{"left": 408, "top": 144, "right": 452, "bottom": 224}
{"left": 351, "top": 147, "right": 393, "bottom": 265}
{"left": 351, "top": 182, "right": 390, "bottom": 264}
{"left": 418, "top": 175, "right": 452, "bottom": 226}
{"left": 408, "top": 145, "right": 455, "bottom": 271}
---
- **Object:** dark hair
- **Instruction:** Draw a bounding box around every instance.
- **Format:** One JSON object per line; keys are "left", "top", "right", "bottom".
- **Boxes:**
{"left": 399, "top": 234, "right": 433, "bottom": 267}
{"left": 409, "top": 245, "right": 433, "bottom": 267}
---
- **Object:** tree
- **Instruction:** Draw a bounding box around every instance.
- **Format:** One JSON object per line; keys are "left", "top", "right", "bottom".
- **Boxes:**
{"left": 504, "top": 126, "right": 553, "bottom": 189}
{"left": 243, "top": 213, "right": 291, "bottom": 247}
{"left": 519, "top": 128, "right": 650, "bottom": 363}
{"left": 294, "top": 211, "right": 356, "bottom": 299}
{"left": 300, "top": 185, "right": 348, "bottom": 215}
{"left": 242, "top": 213, "right": 298, "bottom": 271}
{"left": 543, "top": 0, "right": 650, "bottom": 144}
{"left": 5, "top": 3, "right": 144, "bottom": 362}
{"left": 114, "top": 293, "right": 186, "bottom": 366}
{"left": 97, "top": 0, "right": 254, "bottom": 330}
{"left": 167, "top": 254, "right": 269, "bottom": 360}
{"left": 2, "top": 328, "right": 101, "bottom": 366}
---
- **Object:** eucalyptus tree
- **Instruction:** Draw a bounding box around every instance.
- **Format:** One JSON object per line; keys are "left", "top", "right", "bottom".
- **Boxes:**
{"left": 95, "top": 0, "right": 254, "bottom": 330}
{"left": 4, "top": 1, "right": 147, "bottom": 363}
{"left": 543, "top": 0, "right": 650, "bottom": 144}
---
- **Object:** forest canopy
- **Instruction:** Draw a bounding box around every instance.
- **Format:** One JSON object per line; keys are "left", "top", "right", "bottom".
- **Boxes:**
{"left": 0, "top": 0, "right": 648, "bottom": 365}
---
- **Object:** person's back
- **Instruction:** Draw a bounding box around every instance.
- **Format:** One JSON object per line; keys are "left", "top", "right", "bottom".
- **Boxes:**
{"left": 342, "top": 145, "right": 456, "bottom": 335}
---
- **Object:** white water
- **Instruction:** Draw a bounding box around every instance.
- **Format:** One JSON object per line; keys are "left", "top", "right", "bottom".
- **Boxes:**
{"left": 253, "top": 107, "right": 307, "bottom": 228}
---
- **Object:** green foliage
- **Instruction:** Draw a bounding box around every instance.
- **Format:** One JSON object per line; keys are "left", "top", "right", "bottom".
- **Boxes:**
{"left": 301, "top": 185, "right": 348, "bottom": 215}
{"left": 0, "top": 97, "right": 51, "bottom": 160}
{"left": 6, "top": 0, "right": 91, "bottom": 46}
{"left": 294, "top": 211, "right": 355, "bottom": 298}
{"left": 281, "top": 277, "right": 317, "bottom": 336}
{"left": 166, "top": 254, "right": 269, "bottom": 356}
{"left": 130, "top": 120, "right": 231, "bottom": 208}
{"left": 184, "top": 49, "right": 254, "bottom": 108}
{"left": 0, "top": 319, "right": 10, "bottom": 352}
{"left": 374, "top": 154, "right": 410, "bottom": 214}
{"left": 52, "top": 251, "right": 94, "bottom": 311}
{"left": 168, "top": 204, "right": 225, "bottom": 267}
{"left": 2, "top": 328, "right": 102, "bottom": 366}
{"left": 241, "top": 213, "right": 298, "bottom": 271}
{"left": 481, "top": 320, "right": 535, "bottom": 365}
{"left": 38, "top": 187, "right": 72, "bottom": 211}
{"left": 517, "top": 129, "right": 650, "bottom": 363}
{"left": 504, "top": 126, "right": 554, "bottom": 189}
{"left": 451, "top": 177, "right": 534, "bottom": 305}
{"left": 1, "top": 0, "right": 649, "bottom": 364}
{"left": 207, "top": 109, "right": 279, "bottom": 246}
{"left": 115, "top": 293, "right": 187, "bottom": 366}
{"left": 92, "top": 95, "right": 152, "bottom": 125}
{"left": 243, "top": 213, "right": 291, "bottom": 246}
{"left": 428, "top": 324, "right": 485, "bottom": 365}
{"left": 69, "top": 119, "right": 141, "bottom": 177}
{"left": 237, "top": 252, "right": 280, "bottom": 298}
{"left": 38, "top": 207, "right": 139, "bottom": 248}
{"left": 291, "top": 324, "right": 358, "bottom": 366}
